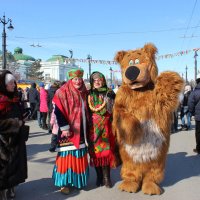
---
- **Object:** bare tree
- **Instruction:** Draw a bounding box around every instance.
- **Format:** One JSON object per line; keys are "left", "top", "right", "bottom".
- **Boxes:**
{"left": 26, "top": 59, "right": 44, "bottom": 81}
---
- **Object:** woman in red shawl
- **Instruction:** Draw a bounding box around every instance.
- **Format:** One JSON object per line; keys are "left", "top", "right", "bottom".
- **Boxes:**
{"left": 0, "top": 70, "right": 28, "bottom": 199}
{"left": 88, "top": 71, "right": 116, "bottom": 188}
{"left": 52, "top": 68, "right": 89, "bottom": 194}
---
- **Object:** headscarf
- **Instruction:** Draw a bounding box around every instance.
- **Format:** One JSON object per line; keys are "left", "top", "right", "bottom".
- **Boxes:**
{"left": 53, "top": 78, "right": 89, "bottom": 148}
{"left": 0, "top": 70, "right": 18, "bottom": 98}
{"left": 89, "top": 71, "right": 109, "bottom": 115}
{"left": 0, "top": 70, "right": 19, "bottom": 115}
{"left": 67, "top": 68, "right": 84, "bottom": 80}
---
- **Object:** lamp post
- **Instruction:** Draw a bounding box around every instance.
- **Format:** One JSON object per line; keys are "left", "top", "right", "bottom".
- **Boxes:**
{"left": 87, "top": 54, "right": 92, "bottom": 77}
{"left": 69, "top": 49, "right": 73, "bottom": 58}
{"left": 109, "top": 67, "right": 113, "bottom": 86}
{"left": 194, "top": 50, "right": 198, "bottom": 80}
{"left": 185, "top": 65, "right": 188, "bottom": 82}
{"left": 0, "top": 14, "right": 14, "bottom": 69}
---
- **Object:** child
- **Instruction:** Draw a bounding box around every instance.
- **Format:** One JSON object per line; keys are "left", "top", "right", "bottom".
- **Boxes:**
{"left": 49, "top": 103, "right": 58, "bottom": 152}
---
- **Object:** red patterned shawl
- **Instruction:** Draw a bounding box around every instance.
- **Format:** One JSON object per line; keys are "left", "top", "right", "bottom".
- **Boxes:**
{"left": 53, "top": 80, "right": 89, "bottom": 148}
{"left": 0, "top": 93, "right": 19, "bottom": 116}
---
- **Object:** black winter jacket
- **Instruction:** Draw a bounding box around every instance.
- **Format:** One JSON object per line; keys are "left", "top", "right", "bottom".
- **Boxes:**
{"left": 48, "top": 86, "right": 58, "bottom": 113}
{"left": 188, "top": 83, "right": 200, "bottom": 121}
{"left": 28, "top": 83, "right": 39, "bottom": 104}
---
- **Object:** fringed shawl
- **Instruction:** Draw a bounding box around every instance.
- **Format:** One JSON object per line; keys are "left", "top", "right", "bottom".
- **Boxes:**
{"left": 53, "top": 80, "right": 89, "bottom": 148}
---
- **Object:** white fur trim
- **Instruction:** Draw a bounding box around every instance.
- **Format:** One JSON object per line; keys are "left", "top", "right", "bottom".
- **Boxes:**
{"left": 5, "top": 73, "right": 15, "bottom": 85}
{"left": 60, "top": 125, "right": 70, "bottom": 131}
{"left": 57, "top": 143, "right": 86, "bottom": 152}
{"left": 124, "top": 119, "right": 166, "bottom": 163}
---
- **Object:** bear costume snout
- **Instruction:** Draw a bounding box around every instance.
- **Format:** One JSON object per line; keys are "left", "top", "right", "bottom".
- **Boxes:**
{"left": 125, "top": 66, "right": 140, "bottom": 81}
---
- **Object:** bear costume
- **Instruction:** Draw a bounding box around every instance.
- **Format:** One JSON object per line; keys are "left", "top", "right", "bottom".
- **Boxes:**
{"left": 112, "top": 43, "right": 184, "bottom": 195}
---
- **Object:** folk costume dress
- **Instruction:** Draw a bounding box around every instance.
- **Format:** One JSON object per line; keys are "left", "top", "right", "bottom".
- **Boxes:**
{"left": 52, "top": 79, "right": 89, "bottom": 189}
{"left": 88, "top": 72, "right": 116, "bottom": 168}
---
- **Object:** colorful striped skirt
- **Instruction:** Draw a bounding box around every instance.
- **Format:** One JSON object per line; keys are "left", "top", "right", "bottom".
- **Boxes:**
{"left": 52, "top": 147, "right": 89, "bottom": 189}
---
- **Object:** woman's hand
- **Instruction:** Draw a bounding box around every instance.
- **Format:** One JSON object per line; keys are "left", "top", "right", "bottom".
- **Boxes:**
{"left": 61, "top": 130, "right": 72, "bottom": 138}
{"left": 19, "top": 120, "right": 24, "bottom": 127}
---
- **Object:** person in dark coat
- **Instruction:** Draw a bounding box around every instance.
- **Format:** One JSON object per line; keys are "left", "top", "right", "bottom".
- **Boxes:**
{"left": 0, "top": 70, "right": 28, "bottom": 199}
{"left": 47, "top": 81, "right": 60, "bottom": 152}
{"left": 180, "top": 85, "right": 192, "bottom": 130}
{"left": 188, "top": 74, "right": 200, "bottom": 154}
{"left": 27, "top": 82, "right": 39, "bottom": 120}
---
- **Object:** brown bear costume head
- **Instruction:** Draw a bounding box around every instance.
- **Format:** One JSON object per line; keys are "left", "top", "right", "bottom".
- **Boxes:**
{"left": 115, "top": 43, "right": 158, "bottom": 90}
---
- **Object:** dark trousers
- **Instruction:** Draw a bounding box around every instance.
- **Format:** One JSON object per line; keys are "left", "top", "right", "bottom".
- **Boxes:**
{"left": 195, "top": 121, "right": 200, "bottom": 152}
{"left": 47, "top": 111, "right": 52, "bottom": 131}
{"left": 30, "top": 103, "right": 37, "bottom": 119}
{"left": 41, "top": 112, "right": 48, "bottom": 128}
{"left": 50, "top": 134, "right": 58, "bottom": 149}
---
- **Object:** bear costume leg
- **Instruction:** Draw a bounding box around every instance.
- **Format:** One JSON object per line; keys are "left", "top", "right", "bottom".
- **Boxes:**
{"left": 141, "top": 163, "right": 165, "bottom": 195}
{"left": 119, "top": 166, "right": 141, "bottom": 193}
{"left": 118, "top": 152, "right": 142, "bottom": 193}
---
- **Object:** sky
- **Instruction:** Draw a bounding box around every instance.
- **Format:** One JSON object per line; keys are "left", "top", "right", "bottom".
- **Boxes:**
{"left": 1, "top": 0, "right": 200, "bottom": 81}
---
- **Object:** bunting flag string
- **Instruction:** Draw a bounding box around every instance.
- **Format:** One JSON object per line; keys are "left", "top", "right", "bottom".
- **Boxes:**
{"left": 156, "top": 48, "right": 200, "bottom": 60}
{"left": 65, "top": 48, "right": 200, "bottom": 65}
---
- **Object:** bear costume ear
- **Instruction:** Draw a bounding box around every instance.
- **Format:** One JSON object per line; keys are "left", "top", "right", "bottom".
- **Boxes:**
{"left": 143, "top": 43, "right": 158, "bottom": 60}
{"left": 143, "top": 43, "right": 158, "bottom": 82}
{"left": 114, "top": 50, "right": 127, "bottom": 64}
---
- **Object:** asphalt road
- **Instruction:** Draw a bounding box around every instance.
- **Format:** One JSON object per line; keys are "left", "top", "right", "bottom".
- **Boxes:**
{"left": 14, "top": 119, "right": 200, "bottom": 200}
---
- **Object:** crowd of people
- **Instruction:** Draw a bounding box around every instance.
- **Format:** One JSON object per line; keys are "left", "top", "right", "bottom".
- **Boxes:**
{"left": 1, "top": 68, "right": 200, "bottom": 199}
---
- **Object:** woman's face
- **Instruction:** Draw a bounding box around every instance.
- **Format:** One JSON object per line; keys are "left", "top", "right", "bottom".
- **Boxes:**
{"left": 93, "top": 78, "right": 104, "bottom": 89}
{"left": 72, "top": 77, "right": 83, "bottom": 89}
{"left": 6, "top": 80, "right": 16, "bottom": 92}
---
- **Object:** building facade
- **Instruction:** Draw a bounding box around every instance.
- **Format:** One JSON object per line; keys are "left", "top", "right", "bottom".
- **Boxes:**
{"left": 0, "top": 48, "right": 79, "bottom": 82}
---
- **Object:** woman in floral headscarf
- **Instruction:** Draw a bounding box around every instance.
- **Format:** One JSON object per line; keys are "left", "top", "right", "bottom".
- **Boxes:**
{"left": 88, "top": 71, "right": 116, "bottom": 188}
{"left": 52, "top": 68, "right": 89, "bottom": 194}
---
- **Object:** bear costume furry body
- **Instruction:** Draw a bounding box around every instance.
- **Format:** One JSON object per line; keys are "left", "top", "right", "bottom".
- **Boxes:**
{"left": 112, "top": 43, "right": 184, "bottom": 195}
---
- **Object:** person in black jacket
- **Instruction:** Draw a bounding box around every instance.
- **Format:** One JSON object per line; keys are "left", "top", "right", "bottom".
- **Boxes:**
{"left": 188, "top": 75, "right": 200, "bottom": 154}
{"left": 27, "top": 82, "right": 39, "bottom": 120}
{"left": 180, "top": 85, "right": 192, "bottom": 131}
{"left": 0, "top": 70, "right": 28, "bottom": 199}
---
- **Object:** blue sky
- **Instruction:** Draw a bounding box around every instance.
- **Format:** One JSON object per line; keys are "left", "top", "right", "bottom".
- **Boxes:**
{"left": 1, "top": 0, "right": 200, "bottom": 81}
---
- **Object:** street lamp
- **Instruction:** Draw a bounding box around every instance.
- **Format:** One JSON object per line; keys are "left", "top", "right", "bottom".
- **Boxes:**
{"left": 0, "top": 14, "right": 14, "bottom": 69}
{"left": 194, "top": 50, "right": 198, "bottom": 80}
{"left": 87, "top": 54, "right": 92, "bottom": 77}
{"left": 185, "top": 65, "right": 188, "bottom": 83}
{"left": 109, "top": 67, "right": 113, "bottom": 86}
{"left": 69, "top": 49, "right": 73, "bottom": 58}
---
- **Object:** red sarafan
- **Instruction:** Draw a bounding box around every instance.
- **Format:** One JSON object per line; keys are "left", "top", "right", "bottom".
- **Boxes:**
{"left": 112, "top": 43, "right": 184, "bottom": 195}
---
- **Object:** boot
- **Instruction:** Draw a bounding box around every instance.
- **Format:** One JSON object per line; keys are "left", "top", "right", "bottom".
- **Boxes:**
{"left": 102, "top": 166, "right": 112, "bottom": 188}
{"left": 42, "top": 124, "right": 48, "bottom": 130}
{"left": 95, "top": 167, "right": 103, "bottom": 187}
{"left": 8, "top": 187, "right": 15, "bottom": 198}
{"left": 0, "top": 189, "right": 8, "bottom": 200}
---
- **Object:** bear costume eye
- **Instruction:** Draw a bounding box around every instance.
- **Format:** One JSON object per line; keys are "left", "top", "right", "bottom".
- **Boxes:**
{"left": 129, "top": 60, "right": 134, "bottom": 66}
{"left": 135, "top": 59, "right": 140, "bottom": 64}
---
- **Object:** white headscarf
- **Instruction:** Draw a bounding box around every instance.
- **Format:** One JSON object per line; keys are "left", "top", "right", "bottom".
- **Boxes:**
{"left": 5, "top": 73, "right": 16, "bottom": 85}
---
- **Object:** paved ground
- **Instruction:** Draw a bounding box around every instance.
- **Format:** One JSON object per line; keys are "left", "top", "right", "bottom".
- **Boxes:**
{"left": 14, "top": 119, "right": 200, "bottom": 200}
